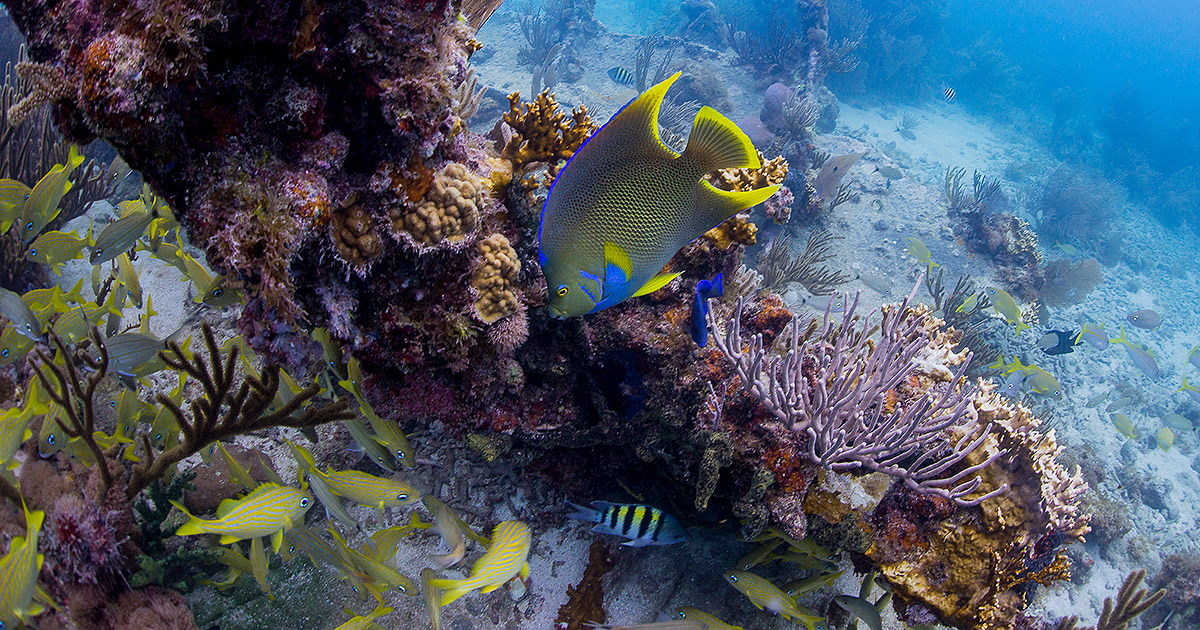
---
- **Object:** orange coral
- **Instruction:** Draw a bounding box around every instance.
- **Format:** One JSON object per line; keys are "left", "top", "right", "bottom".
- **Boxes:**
{"left": 706, "top": 152, "right": 789, "bottom": 192}
{"left": 499, "top": 90, "right": 596, "bottom": 166}
{"left": 703, "top": 214, "right": 758, "bottom": 249}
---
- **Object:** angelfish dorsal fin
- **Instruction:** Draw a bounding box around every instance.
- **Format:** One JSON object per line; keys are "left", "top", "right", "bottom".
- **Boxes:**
{"left": 587, "top": 72, "right": 682, "bottom": 163}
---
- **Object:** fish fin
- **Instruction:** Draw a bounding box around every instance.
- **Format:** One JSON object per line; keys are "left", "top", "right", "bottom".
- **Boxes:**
{"left": 603, "top": 241, "right": 633, "bottom": 288}
{"left": 711, "top": 272, "right": 724, "bottom": 298}
{"left": 565, "top": 501, "right": 599, "bottom": 523}
{"left": 681, "top": 106, "right": 761, "bottom": 171}
{"left": 480, "top": 582, "right": 503, "bottom": 594}
{"left": 691, "top": 179, "right": 780, "bottom": 237}
{"left": 520, "top": 562, "right": 530, "bottom": 579}
{"left": 271, "top": 528, "right": 284, "bottom": 553}
{"left": 632, "top": 272, "right": 681, "bottom": 297}
{"left": 218, "top": 534, "right": 241, "bottom": 545}
{"left": 216, "top": 497, "right": 239, "bottom": 519}
{"left": 430, "top": 579, "right": 470, "bottom": 607}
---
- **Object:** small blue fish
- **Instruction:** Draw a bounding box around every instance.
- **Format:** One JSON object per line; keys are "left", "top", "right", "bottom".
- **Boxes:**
{"left": 998, "top": 371, "right": 1026, "bottom": 399}
{"left": 565, "top": 500, "right": 687, "bottom": 547}
{"left": 690, "top": 273, "right": 723, "bottom": 347}
{"left": 607, "top": 67, "right": 635, "bottom": 87}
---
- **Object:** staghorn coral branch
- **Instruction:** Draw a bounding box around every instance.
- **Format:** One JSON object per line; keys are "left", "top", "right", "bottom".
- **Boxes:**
{"left": 29, "top": 327, "right": 113, "bottom": 491}
{"left": 707, "top": 282, "right": 1009, "bottom": 506}
{"left": 126, "top": 323, "right": 354, "bottom": 498}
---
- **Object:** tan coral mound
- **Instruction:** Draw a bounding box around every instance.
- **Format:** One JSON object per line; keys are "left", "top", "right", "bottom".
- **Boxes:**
{"left": 394, "top": 163, "right": 484, "bottom": 247}
{"left": 330, "top": 204, "right": 382, "bottom": 270}
{"left": 868, "top": 379, "right": 1089, "bottom": 630}
{"left": 470, "top": 233, "right": 521, "bottom": 324}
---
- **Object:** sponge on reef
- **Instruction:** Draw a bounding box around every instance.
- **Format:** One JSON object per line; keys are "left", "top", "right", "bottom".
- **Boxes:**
{"left": 470, "top": 233, "right": 521, "bottom": 324}
{"left": 393, "top": 163, "right": 484, "bottom": 248}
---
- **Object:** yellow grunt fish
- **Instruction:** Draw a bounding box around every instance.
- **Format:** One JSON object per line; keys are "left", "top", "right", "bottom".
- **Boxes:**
{"left": 16, "top": 145, "right": 84, "bottom": 243}
{"left": 333, "top": 603, "right": 394, "bottom": 630}
{"left": 424, "top": 495, "right": 467, "bottom": 568}
{"left": 904, "top": 237, "right": 938, "bottom": 269}
{"left": 676, "top": 607, "right": 744, "bottom": 629}
{"left": 289, "top": 438, "right": 418, "bottom": 511}
{"left": 422, "top": 568, "right": 443, "bottom": 630}
{"left": 724, "top": 571, "right": 819, "bottom": 625}
{"left": 0, "top": 501, "right": 51, "bottom": 628}
{"left": 430, "top": 520, "right": 532, "bottom": 606}
{"left": 171, "top": 482, "right": 313, "bottom": 552}
{"left": 340, "top": 355, "right": 417, "bottom": 468}
{"left": 26, "top": 224, "right": 92, "bottom": 274}
{"left": 538, "top": 72, "right": 779, "bottom": 317}
{"left": 0, "top": 394, "right": 46, "bottom": 469}
{"left": 985, "top": 287, "right": 1029, "bottom": 334}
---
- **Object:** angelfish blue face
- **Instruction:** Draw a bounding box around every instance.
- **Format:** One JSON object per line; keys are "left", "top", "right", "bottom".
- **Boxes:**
{"left": 545, "top": 266, "right": 604, "bottom": 318}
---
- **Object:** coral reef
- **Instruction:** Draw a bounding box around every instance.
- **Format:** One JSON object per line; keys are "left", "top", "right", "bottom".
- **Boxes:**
{"left": 1031, "top": 165, "right": 1119, "bottom": 246}
{"left": 469, "top": 233, "right": 521, "bottom": 324}
{"left": 756, "top": 229, "right": 850, "bottom": 295}
{"left": 497, "top": 89, "right": 596, "bottom": 167}
{"left": 392, "top": 162, "right": 486, "bottom": 249}
{"left": 944, "top": 170, "right": 1044, "bottom": 300}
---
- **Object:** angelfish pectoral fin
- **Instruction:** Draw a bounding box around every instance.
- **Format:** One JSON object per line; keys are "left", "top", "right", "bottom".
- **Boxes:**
{"left": 603, "top": 241, "right": 633, "bottom": 287}
{"left": 632, "top": 272, "right": 682, "bottom": 297}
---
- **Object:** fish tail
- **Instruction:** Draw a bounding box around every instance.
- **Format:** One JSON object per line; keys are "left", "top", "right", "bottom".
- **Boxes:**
{"left": 711, "top": 273, "right": 724, "bottom": 298}
{"left": 429, "top": 578, "right": 473, "bottom": 607}
{"left": 682, "top": 106, "right": 761, "bottom": 171}
{"left": 565, "top": 500, "right": 600, "bottom": 523}
{"left": 169, "top": 500, "right": 206, "bottom": 536}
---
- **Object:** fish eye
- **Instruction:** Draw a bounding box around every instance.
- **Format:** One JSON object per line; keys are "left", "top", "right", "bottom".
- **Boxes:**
{"left": 397, "top": 493, "right": 408, "bottom": 501}
{"left": 47, "top": 435, "right": 55, "bottom": 445}
{"left": 1, "top": 349, "right": 8, "bottom": 358}
{"left": 289, "top": 545, "right": 296, "bottom": 553}
{"left": 29, "top": 248, "right": 36, "bottom": 256}
{"left": 24, "top": 221, "right": 32, "bottom": 230}
{"left": 300, "top": 497, "right": 311, "bottom": 507}
{"left": 556, "top": 284, "right": 569, "bottom": 297}
{"left": 728, "top": 574, "right": 737, "bottom": 582}
{"left": 213, "top": 289, "right": 223, "bottom": 297}
{"left": 398, "top": 585, "right": 407, "bottom": 593}
{"left": 395, "top": 450, "right": 405, "bottom": 459}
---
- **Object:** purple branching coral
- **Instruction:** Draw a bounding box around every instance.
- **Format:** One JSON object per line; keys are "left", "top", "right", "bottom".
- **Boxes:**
{"left": 707, "top": 285, "right": 1008, "bottom": 506}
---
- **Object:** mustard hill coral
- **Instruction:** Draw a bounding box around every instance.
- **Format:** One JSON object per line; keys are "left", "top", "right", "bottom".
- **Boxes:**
{"left": 394, "top": 162, "right": 485, "bottom": 248}
{"left": 331, "top": 203, "right": 383, "bottom": 272}
{"left": 470, "top": 233, "right": 521, "bottom": 324}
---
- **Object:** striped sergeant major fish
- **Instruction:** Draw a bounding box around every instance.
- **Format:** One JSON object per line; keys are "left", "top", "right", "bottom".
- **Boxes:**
{"left": 606, "top": 66, "right": 635, "bottom": 87}
{"left": 565, "top": 500, "right": 687, "bottom": 547}
{"left": 942, "top": 85, "right": 956, "bottom": 103}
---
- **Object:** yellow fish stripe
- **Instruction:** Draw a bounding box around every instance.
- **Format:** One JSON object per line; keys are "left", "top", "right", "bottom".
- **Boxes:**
{"left": 17, "top": 145, "right": 84, "bottom": 242}
{"left": 429, "top": 520, "right": 531, "bottom": 607}
{"left": 0, "top": 503, "right": 46, "bottom": 628}
{"left": 172, "top": 483, "right": 312, "bottom": 549}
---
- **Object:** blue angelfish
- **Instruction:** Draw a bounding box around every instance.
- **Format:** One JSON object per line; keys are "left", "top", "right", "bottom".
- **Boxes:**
{"left": 690, "top": 273, "right": 723, "bottom": 347}
{"left": 538, "top": 72, "right": 780, "bottom": 317}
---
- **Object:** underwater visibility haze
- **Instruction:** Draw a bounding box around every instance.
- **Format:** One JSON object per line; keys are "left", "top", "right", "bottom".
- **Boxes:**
{"left": 0, "top": 0, "right": 1197, "bottom": 628}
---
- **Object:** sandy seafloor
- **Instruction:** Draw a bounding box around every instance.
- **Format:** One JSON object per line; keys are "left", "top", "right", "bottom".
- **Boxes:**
{"left": 33, "top": 6, "right": 1200, "bottom": 630}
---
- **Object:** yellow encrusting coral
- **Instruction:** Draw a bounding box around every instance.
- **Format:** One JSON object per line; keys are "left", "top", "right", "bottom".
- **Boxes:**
{"left": 498, "top": 90, "right": 596, "bottom": 167}
{"left": 703, "top": 214, "right": 758, "bottom": 249}
{"left": 699, "top": 152, "right": 788, "bottom": 249}
{"left": 470, "top": 233, "right": 521, "bottom": 324}
{"left": 393, "top": 163, "right": 484, "bottom": 247}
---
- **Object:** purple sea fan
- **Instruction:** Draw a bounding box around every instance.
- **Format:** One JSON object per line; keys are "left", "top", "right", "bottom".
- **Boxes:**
{"left": 707, "top": 281, "right": 1009, "bottom": 505}
{"left": 44, "top": 494, "right": 130, "bottom": 585}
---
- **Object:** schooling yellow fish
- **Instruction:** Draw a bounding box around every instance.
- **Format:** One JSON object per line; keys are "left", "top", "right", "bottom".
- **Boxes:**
{"left": 724, "top": 571, "right": 824, "bottom": 627}
{"left": 290, "top": 438, "right": 418, "bottom": 511}
{"left": 0, "top": 395, "right": 46, "bottom": 469}
{"left": 985, "top": 287, "right": 1029, "bottom": 334}
{"left": 15, "top": 145, "right": 84, "bottom": 243}
{"left": 26, "top": 224, "right": 92, "bottom": 274}
{"left": 171, "top": 482, "right": 313, "bottom": 552}
{"left": 112, "top": 253, "right": 144, "bottom": 309}
{"left": 0, "top": 502, "right": 50, "bottom": 628}
{"left": 340, "top": 355, "right": 416, "bottom": 468}
{"left": 334, "top": 603, "right": 394, "bottom": 630}
{"left": 430, "top": 520, "right": 532, "bottom": 606}
{"left": 538, "top": 72, "right": 779, "bottom": 317}
{"left": 904, "top": 237, "right": 938, "bottom": 269}
{"left": 675, "top": 607, "right": 744, "bottom": 630}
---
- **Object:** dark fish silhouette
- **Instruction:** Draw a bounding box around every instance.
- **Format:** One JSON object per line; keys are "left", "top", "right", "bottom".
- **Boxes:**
{"left": 1037, "top": 328, "right": 1081, "bottom": 355}
{"left": 690, "top": 273, "right": 723, "bottom": 347}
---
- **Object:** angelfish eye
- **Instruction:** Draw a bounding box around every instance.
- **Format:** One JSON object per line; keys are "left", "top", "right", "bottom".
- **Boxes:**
{"left": 556, "top": 284, "right": 569, "bottom": 297}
